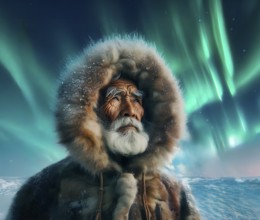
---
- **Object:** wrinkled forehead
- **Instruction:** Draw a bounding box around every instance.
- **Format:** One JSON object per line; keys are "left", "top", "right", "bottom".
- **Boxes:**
{"left": 105, "top": 79, "right": 143, "bottom": 98}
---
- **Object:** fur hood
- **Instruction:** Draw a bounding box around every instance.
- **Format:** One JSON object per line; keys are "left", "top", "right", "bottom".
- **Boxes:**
{"left": 55, "top": 36, "right": 186, "bottom": 175}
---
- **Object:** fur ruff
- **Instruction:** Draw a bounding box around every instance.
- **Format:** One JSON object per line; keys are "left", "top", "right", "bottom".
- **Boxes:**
{"left": 55, "top": 35, "right": 186, "bottom": 175}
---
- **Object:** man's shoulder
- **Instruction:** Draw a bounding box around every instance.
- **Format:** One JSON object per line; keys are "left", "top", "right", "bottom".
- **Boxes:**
{"left": 157, "top": 171, "right": 182, "bottom": 187}
{"left": 20, "top": 157, "right": 89, "bottom": 191}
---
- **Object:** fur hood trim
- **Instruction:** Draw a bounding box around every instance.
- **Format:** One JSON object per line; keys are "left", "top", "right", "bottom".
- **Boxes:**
{"left": 55, "top": 35, "right": 186, "bottom": 175}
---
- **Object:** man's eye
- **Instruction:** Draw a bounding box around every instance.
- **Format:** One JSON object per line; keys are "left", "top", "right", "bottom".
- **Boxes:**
{"left": 112, "top": 96, "right": 120, "bottom": 101}
{"left": 134, "top": 98, "right": 142, "bottom": 104}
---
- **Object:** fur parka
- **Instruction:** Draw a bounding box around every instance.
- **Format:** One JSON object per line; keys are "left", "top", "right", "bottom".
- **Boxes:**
{"left": 7, "top": 36, "right": 200, "bottom": 220}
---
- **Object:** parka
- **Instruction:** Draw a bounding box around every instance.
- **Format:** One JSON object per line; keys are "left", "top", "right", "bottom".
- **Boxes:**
{"left": 7, "top": 36, "right": 200, "bottom": 220}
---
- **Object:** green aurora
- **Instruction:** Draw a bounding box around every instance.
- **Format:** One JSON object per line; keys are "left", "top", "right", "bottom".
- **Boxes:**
{"left": 0, "top": 0, "right": 259, "bottom": 176}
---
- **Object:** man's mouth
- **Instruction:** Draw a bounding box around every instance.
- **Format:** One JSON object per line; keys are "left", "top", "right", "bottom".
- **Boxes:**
{"left": 117, "top": 124, "right": 138, "bottom": 133}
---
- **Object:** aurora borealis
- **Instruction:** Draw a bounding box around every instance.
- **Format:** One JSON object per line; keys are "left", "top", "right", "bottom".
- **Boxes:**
{"left": 0, "top": 0, "right": 259, "bottom": 177}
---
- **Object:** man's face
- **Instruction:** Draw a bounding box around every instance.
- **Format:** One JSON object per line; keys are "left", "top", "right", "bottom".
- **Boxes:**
{"left": 102, "top": 79, "right": 144, "bottom": 128}
{"left": 102, "top": 79, "right": 149, "bottom": 156}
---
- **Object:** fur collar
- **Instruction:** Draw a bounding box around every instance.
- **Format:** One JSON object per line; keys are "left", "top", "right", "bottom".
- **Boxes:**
{"left": 55, "top": 36, "right": 186, "bottom": 175}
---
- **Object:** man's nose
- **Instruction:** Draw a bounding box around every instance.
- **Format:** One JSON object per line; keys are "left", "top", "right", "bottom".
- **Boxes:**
{"left": 121, "top": 100, "right": 137, "bottom": 119}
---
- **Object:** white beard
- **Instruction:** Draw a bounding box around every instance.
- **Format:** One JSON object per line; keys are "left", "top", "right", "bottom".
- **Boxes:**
{"left": 104, "top": 117, "right": 149, "bottom": 156}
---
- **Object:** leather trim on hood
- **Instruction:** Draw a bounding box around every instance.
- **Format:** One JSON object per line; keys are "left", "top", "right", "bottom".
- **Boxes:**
{"left": 55, "top": 35, "right": 186, "bottom": 175}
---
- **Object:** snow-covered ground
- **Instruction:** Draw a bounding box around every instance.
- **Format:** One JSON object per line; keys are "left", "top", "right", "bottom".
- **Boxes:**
{"left": 188, "top": 177, "right": 260, "bottom": 219}
{"left": 0, "top": 177, "right": 25, "bottom": 219}
{"left": 1, "top": 177, "right": 260, "bottom": 219}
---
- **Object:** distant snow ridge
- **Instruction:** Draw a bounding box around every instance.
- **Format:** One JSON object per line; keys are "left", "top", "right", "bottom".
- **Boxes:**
{"left": 0, "top": 178, "right": 24, "bottom": 196}
{"left": 234, "top": 177, "right": 260, "bottom": 183}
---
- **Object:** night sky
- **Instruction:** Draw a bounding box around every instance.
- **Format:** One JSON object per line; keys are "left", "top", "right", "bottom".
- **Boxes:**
{"left": 0, "top": 0, "right": 259, "bottom": 177}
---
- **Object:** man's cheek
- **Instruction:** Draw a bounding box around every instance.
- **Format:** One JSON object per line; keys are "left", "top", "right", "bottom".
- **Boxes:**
{"left": 104, "top": 105, "right": 120, "bottom": 121}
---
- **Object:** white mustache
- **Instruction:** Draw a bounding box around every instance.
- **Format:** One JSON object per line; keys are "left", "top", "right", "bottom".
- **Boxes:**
{"left": 110, "top": 117, "right": 143, "bottom": 132}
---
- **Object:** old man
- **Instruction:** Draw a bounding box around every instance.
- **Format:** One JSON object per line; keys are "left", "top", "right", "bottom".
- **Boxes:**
{"left": 7, "top": 36, "right": 200, "bottom": 220}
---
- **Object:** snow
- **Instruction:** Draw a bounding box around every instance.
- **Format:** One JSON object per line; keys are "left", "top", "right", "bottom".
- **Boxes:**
{"left": 0, "top": 177, "right": 25, "bottom": 220}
